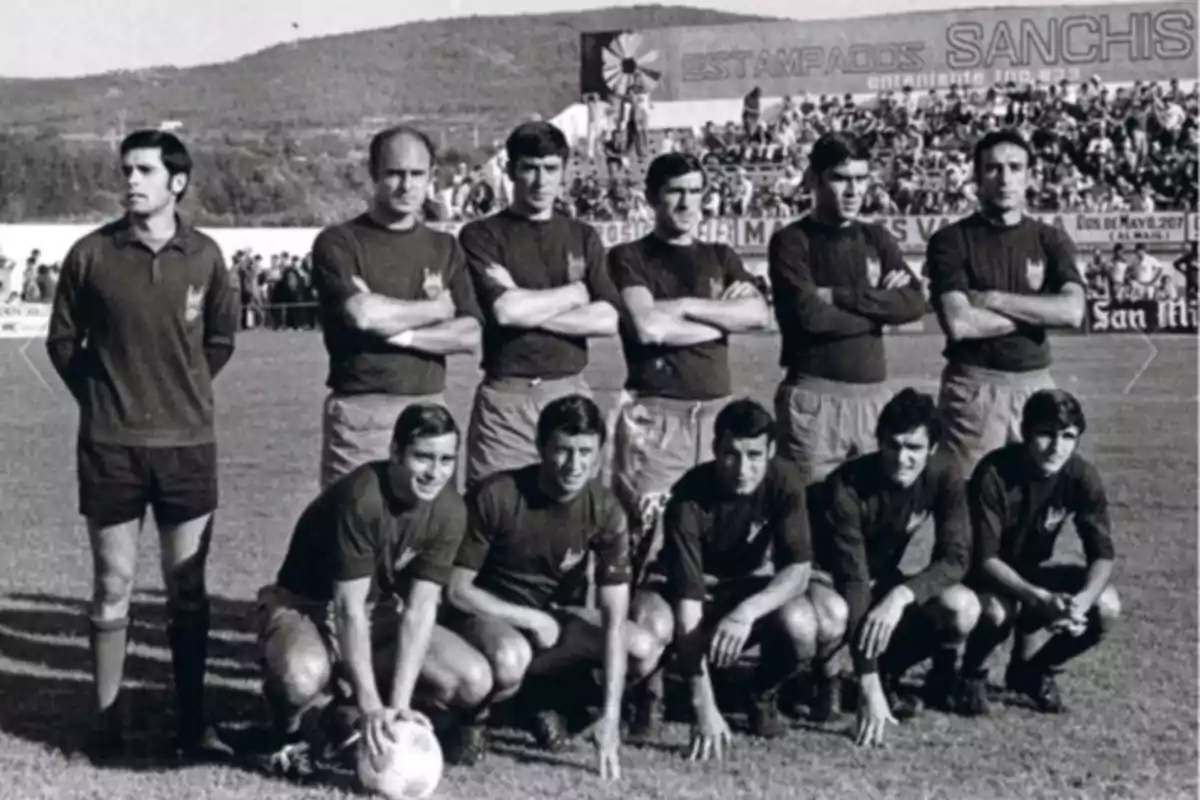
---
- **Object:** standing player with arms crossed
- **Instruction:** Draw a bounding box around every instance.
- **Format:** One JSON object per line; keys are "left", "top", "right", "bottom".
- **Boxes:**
{"left": 311, "top": 125, "right": 482, "bottom": 488}
{"left": 255, "top": 405, "right": 494, "bottom": 777}
{"left": 640, "top": 399, "right": 818, "bottom": 752}
{"left": 927, "top": 130, "right": 1086, "bottom": 477}
{"left": 446, "top": 396, "right": 660, "bottom": 778}
{"left": 459, "top": 122, "right": 620, "bottom": 487}
{"left": 957, "top": 390, "right": 1120, "bottom": 716}
{"left": 608, "top": 153, "right": 769, "bottom": 734}
{"left": 46, "top": 130, "right": 239, "bottom": 760}
{"left": 807, "top": 389, "right": 979, "bottom": 747}
{"left": 768, "top": 131, "right": 928, "bottom": 489}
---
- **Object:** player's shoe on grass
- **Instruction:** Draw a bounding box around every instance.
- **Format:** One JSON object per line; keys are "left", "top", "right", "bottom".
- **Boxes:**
{"left": 1005, "top": 665, "right": 1067, "bottom": 714}
{"left": 258, "top": 739, "right": 316, "bottom": 781}
{"left": 528, "top": 709, "right": 571, "bottom": 753}
{"left": 175, "top": 724, "right": 236, "bottom": 763}
{"left": 81, "top": 699, "right": 130, "bottom": 765}
{"left": 809, "top": 673, "right": 844, "bottom": 723}
{"left": 747, "top": 694, "right": 785, "bottom": 739}
{"left": 953, "top": 672, "right": 991, "bottom": 717}
{"left": 625, "top": 683, "right": 663, "bottom": 741}
{"left": 882, "top": 675, "right": 921, "bottom": 720}
{"left": 441, "top": 722, "right": 487, "bottom": 767}
{"left": 920, "top": 658, "right": 960, "bottom": 713}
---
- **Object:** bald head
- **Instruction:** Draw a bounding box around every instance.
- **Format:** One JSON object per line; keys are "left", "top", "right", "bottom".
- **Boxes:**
{"left": 368, "top": 126, "right": 437, "bottom": 221}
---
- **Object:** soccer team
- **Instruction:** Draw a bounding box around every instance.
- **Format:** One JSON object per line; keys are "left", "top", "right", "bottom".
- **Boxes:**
{"left": 45, "top": 120, "right": 1120, "bottom": 782}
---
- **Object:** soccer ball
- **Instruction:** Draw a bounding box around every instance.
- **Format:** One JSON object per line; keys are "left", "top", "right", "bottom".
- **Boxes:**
{"left": 355, "top": 717, "right": 443, "bottom": 799}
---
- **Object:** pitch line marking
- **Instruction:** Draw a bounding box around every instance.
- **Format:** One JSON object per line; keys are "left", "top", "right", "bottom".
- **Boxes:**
{"left": 18, "top": 337, "right": 54, "bottom": 393}
{"left": 1122, "top": 330, "right": 1159, "bottom": 396}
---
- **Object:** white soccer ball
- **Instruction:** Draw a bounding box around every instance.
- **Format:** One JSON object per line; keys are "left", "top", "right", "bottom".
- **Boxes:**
{"left": 355, "top": 717, "right": 444, "bottom": 799}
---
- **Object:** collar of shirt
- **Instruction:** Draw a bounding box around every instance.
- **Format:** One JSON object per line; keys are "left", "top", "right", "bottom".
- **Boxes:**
{"left": 110, "top": 214, "right": 203, "bottom": 256}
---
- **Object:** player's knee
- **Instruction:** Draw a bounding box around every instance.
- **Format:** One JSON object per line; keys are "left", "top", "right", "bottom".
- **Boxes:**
{"left": 489, "top": 636, "right": 533, "bottom": 691}
{"left": 936, "top": 585, "right": 981, "bottom": 637}
{"left": 633, "top": 596, "right": 674, "bottom": 647}
{"left": 1094, "top": 587, "right": 1121, "bottom": 632}
{"left": 272, "top": 651, "right": 333, "bottom": 708}
{"left": 625, "top": 623, "right": 663, "bottom": 676}
{"left": 777, "top": 600, "right": 820, "bottom": 654}
{"left": 455, "top": 656, "right": 495, "bottom": 708}
{"left": 812, "top": 590, "right": 849, "bottom": 644}
{"left": 980, "top": 594, "right": 1015, "bottom": 630}
{"left": 93, "top": 569, "right": 135, "bottom": 617}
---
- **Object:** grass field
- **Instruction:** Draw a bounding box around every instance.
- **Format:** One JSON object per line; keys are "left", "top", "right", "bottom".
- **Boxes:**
{"left": 0, "top": 332, "right": 1196, "bottom": 800}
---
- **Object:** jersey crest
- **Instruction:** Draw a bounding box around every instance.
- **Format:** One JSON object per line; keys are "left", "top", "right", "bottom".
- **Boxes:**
{"left": 559, "top": 548, "right": 587, "bottom": 572}
{"left": 421, "top": 268, "right": 444, "bottom": 299}
{"left": 1026, "top": 259, "right": 1046, "bottom": 292}
{"left": 184, "top": 284, "right": 204, "bottom": 323}
{"left": 865, "top": 257, "right": 882, "bottom": 288}
{"left": 746, "top": 520, "right": 767, "bottom": 544}
{"left": 567, "top": 253, "right": 587, "bottom": 283}
{"left": 1043, "top": 506, "right": 1070, "bottom": 532}
{"left": 709, "top": 277, "right": 724, "bottom": 299}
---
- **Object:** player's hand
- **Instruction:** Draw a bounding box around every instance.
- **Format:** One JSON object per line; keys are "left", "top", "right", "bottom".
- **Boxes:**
{"left": 484, "top": 263, "right": 519, "bottom": 292}
{"left": 1048, "top": 594, "right": 1091, "bottom": 637}
{"left": 391, "top": 706, "right": 433, "bottom": 729}
{"left": 859, "top": 594, "right": 906, "bottom": 660}
{"left": 529, "top": 612, "right": 562, "bottom": 650}
{"left": 709, "top": 611, "right": 753, "bottom": 669}
{"left": 855, "top": 675, "right": 897, "bottom": 748}
{"left": 688, "top": 707, "right": 732, "bottom": 762}
{"left": 721, "top": 280, "right": 759, "bottom": 300}
{"left": 1029, "top": 588, "right": 1071, "bottom": 621}
{"left": 351, "top": 275, "right": 372, "bottom": 294}
{"left": 433, "top": 290, "right": 456, "bottom": 319}
{"left": 591, "top": 713, "right": 621, "bottom": 780}
{"left": 881, "top": 269, "right": 913, "bottom": 290}
{"left": 361, "top": 708, "right": 399, "bottom": 760}
{"left": 815, "top": 287, "right": 834, "bottom": 303}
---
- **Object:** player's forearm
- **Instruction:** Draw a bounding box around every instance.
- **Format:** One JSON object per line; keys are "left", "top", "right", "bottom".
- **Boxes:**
{"left": 540, "top": 301, "right": 619, "bottom": 337}
{"left": 982, "top": 290, "right": 1085, "bottom": 328}
{"left": 832, "top": 285, "right": 928, "bottom": 325}
{"left": 394, "top": 316, "right": 481, "bottom": 355}
{"left": 981, "top": 557, "right": 1046, "bottom": 606}
{"left": 791, "top": 292, "right": 877, "bottom": 337}
{"left": 841, "top": 580, "right": 877, "bottom": 675}
{"left": 451, "top": 584, "right": 547, "bottom": 633}
{"left": 681, "top": 296, "right": 770, "bottom": 333}
{"left": 491, "top": 283, "right": 589, "bottom": 329}
{"left": 904, "top": 532, "right": 970, "bottom": 604}
{"left": 1076, "top": 558, "right": 1114, "bottom": 609}
{"left": 599, "top": 585, "right": 630, "bottom": 720}
{"left": 46, "top": 338, "right": 87, "bottom": 401}
{"left": 941, "top": 304, "right": 1018, "bottom": 341}
{"left": 346, "top": 294, "right": 454, "bottom": 337}
{"left": 335, "top": 606, "right": 385, "bottom": 713}
{"left": 390, "top": 596, "right": 439, "bottom": 711}
{"left": 674, "top": 599, "right": 714, "bottom": 702}
{"left": 630, "top": 309, "right": 724, "bottom": 346}
{"left": 733, "top": 563, "right": 811, "bottom": 622}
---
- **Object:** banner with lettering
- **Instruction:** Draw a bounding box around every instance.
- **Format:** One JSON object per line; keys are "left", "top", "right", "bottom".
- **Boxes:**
{"left": 0, "top": 302, "right": 50, "bottom": 339}
{"left": 580, "top": 2, "right": 1196, "bottom": 101}
{"left": 1087, "top": 296, "right": 1198, "bottom": 333}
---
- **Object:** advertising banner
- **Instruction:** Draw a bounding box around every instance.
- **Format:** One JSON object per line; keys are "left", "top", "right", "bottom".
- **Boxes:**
{"left": 580, "top": 2, "right": 1197, "bottom": 101}
{"left": 1087, "top": 296, "right": 1197, "bottom": 332}
{"left": 0, "top": 302, "right": 50, "bottom": 339}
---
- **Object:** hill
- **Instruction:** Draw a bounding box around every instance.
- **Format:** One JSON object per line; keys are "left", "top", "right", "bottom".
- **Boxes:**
{"left": 0, "top": 5, "right": 773, "bottom": 146}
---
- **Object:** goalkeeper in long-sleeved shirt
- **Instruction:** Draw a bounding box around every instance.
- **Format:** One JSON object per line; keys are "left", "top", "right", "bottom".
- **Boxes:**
{"left": 808, "top": 389, "right": 978, "bottom": 747}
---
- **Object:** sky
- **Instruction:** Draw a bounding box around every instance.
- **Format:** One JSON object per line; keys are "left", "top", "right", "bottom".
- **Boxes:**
{"left": 3, "top": 0, "right": 1125, "bottom": 79}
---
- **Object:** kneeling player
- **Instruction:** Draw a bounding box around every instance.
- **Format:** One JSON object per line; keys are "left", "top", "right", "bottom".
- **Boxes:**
{"left": 636, "top": 398, "right": 817, "bottom": 756}
{"left": 958, "top": 389, "right": 1119, "bottom": 715}
{"left": 256, "top": 405, "right": 492, "bottom": 776}
{"left": 808, "top": 389, "right": 979, "bottom": 747}
{"left": 446, "top": 395, "right": 660, "bottom": 780}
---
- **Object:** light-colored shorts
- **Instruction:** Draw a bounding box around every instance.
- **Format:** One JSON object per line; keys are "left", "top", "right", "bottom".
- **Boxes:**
{"left": 465, "top": 374, "right": 590, "bottom": 488}
{"left": 775, "top": 375, "right": 894, "bottom": 487}
{"left": 320, "top": 391, "right": 446, "bottom": 489}
{"left": 610, "top": 393, "right": 728, "bottom": 581}
{"left": 937, "top": 363, "right": 1055, "bottom": 478}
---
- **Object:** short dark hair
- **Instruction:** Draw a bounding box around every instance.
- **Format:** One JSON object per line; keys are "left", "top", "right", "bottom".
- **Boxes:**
{"left": 876, "top": 388, "right": 942, "bottom": 445}
{"left": 368, "top": 125, "right": 437, "bottom": 181}
{"left": 119, "top": 129, "right": 193, "bottom": 200}
{"left": 645, "top": 152, "right": 706, "bottom": 199}
{"left": 714, "top": 399, "right": 775, "bottom": 446}
{"left": 506, "top": 121, "right": 570, "bottom": 164}
{"left": 972, "top": 129, "right": 1035, "bottom": 177}
{"left": 392, "top": 404, "right": 459, "bottom": 451}
{"left": 536, "top": 394, "right": 606, "bottom": 449}
{"left": 1020, "top": 389, "right": 1087, "bottom": 439}
{"left": 809, "top": 132, "right": 871, "bottom": 176}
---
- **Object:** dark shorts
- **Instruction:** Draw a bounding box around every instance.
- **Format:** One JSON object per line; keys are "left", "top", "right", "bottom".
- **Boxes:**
{"left": 77, "top": 439, "right": 218, "bottom": 527}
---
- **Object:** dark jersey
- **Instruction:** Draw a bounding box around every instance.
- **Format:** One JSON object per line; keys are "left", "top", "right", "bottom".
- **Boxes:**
{"left": 311, "top": 216, "right": 482, "bottom": 396}
{"left": 609, "top": 235, "right": 754, "bottom": 400}
{"left": 660, "top": 459, "right": 813, "bottom": 601}
{"left": 927, "top": 214, "right": 1082, "bottom": 372}
{"left": 971, "top": 443, "right": 1115, "bottom": 577}
{"left": 459, "top": 210, "right": 620, "bottom": 379}
{"left": 276, "top": 460, "right": 467, "bottom": 603}
{"left": 46, "top": 217, "right": 239, "bottom": 447}
{"left": 768, "top": 217, "right": 925, "bottom": 384}
{"left": 455, "top": 465, "right": 631, "bottom": 609}
{"left": 815, "top": 450, "right": 971, "bottom": 672}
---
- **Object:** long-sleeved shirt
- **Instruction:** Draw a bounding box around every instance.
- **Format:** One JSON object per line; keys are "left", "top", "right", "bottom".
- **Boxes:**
{"left": 768, "top": 216, "right": 926, "bottom": 384}
{"left": 815, "top": 450, "right": 971, "bottom": 674}
{"left": 46, "top": 216, "right": 238, "bottom": 447}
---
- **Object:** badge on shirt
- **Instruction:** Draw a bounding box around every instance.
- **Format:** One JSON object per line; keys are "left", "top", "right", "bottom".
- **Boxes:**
{"left": 865, "top": 257, "right": 882, "bottom": 288}
{"left": 559, "top": 548, "right": 586, "bottom": 572}
{"left": 184, "top": 284, "right": 204, "bottom": 323}
{"left": 1026, "top": 259, "right": 1046, "bottom": 292}
{"left": 1044, "top": 506, "right": 1070, "bottom": 531}
{"left": 746, "top": 520, "right": 767, "bottom": 544}
{"left": 906, "top": 510, "right": 931, "bottom": 534}
{"left": 709, "top": 277, "right": 724, "bottom": 299}
{"left": 393, "top": 547, "right": 417, "bottom": 572}
{"left": 567, "top": 253, "right": 587, "bottom": 283}
{"left": 422, "top": 268, "right": 445, "bottom": 300}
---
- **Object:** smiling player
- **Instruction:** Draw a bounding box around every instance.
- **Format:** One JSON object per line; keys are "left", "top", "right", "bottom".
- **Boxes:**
{"left": 957, "top": 390, "right": 1120, "bottom": 716}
